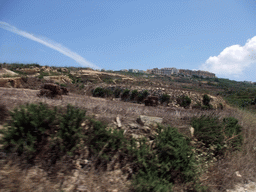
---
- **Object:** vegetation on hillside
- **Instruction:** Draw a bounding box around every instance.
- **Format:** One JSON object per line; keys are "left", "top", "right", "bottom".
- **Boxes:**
{"left": 0, "top": 99, "right": 245, "bottom": 191}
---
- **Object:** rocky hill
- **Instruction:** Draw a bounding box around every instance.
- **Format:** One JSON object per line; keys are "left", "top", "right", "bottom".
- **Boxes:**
{"left": 0, "top": 64, "right": 256, "bottom": 192}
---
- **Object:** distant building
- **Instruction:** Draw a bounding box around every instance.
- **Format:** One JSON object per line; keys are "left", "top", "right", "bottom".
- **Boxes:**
{"left": 145, "top": 69, "right": 153, "bottom": 74}
{"left": 150, "top": 67, "right": 179, "bottom": 76}
{"left": 147, "top": 67, "right": 215, "bottom": 78}
{"left": 120, "top": 69, "right": 128, "bottom": 72}
{"left": 129, "top": 69, "right": 139, "bottom": 73}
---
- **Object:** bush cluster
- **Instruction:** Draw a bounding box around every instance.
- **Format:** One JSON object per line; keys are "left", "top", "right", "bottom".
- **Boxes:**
{"left": 0, "top": 100, "right": 8, "bottom": 123}
{"left": 137, "top": 90, "right": 149, "bottom": 103}
{"left": 130, "top": 90, "right": 139, "bottom": 101}
{"left": 121, "top": 89, "right": 130, "bottom": 101}
{"left": 0, "top": 103, "right": 86, "bottom": 159}
{"left": 0, "top": 103, "right": 58, "bottom": 158}
{"left": 92, "top": 86, "right": 171, "bottom": 106}
{"left": 92, "top": 87, "right": 106, "bottom": 97}
{"left": 176, "top": 95, "right": 191, "bottom": 108}
{"left": 202, "top": 94, "right": 213, "bottom": 109}
{"left": 85, "top": 118, "right": 127, "bottom": 164}
{"left": 129, "top": 125, "right": 199, "bottom": 192}
{"left": 114, "top": 88, "right": 122, "bottom": 98}
{"left": 191, "top": 115, "right": 243, "bottom": 157}
{"left": 192, "top": 94, "right": 215, "bottom": 110}
{"left": 0, "top": 102, "right": 243, "bottom": 191}
{"left": 160, "top": 93, "right": 171, "bottom": 104}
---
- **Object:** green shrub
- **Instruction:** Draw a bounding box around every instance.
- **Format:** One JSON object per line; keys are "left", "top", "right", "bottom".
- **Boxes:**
{"left": 130, "top": 90, "right": 139, "bottom": 100}
{"left": 137, "top": 94, "right": 144, "bottom": 103}
{"left": 0, "top": 100, "right": 8, "bottom": 123}
{"left": 176, "top": 95, "right": 191, "bottom": 108}
{"left": 203, "top": 94, "right": 211, "bottom": 106}
{"left": 0, "top": 103, "right": 57, "bottom": 159}
{"left": 154, "top": 125, "right": 197, "bottom": 182}
{"left": 85, "top": 118, "right": 127, "bottom": 162}
{"left": 251, "top": 97, "right": 256, "bottom": 105}
{"left": 38, "top": 74, "right": 44, "bottom": 79}
{"left": 136, "top": 90, "right": 149, "bottom": 103}
{"left": 121, "top": 89, "right": 130, "bottom": 101}
{"left": 191, "top": 115, "right": 243, "bottom": 157}
{"left": 92, "top": 87, "right": 105, "bottom": 97}
{"left": 60, "top": 83, "right": 67, "bottom": 87}
{"left": 114, "top": 88, "right": 122, "bottom": 98}
{"left": 104, "top": 89, "right": 113, "bottom": 97}
{"left": 38, "top": 71, "right": 49, "bottom": 79}
{"left": 130, "top": 125, "right": 198, "bottom": 192}
{"left": 142, "top": 90, "right": 149, "bottom": 98}
{"left": 103, "top": 77, "right": 114, "bottom": 84}
{"left": 55, "top": 105, "right": 86, "bottom": 156}
{"left": 222, "top": 117, "right": 243, "bottom": 151}
{"left": 160, "top": 94, "right": 171, "bottom": 104}
{"left": 201, "top": 104, "right": 213, "bottom": 110}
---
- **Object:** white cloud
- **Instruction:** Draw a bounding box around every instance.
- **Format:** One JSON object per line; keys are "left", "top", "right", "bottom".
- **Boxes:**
{"left": 0, "top": 21, "right": 101, "bottom": 69}
{"left": 200, "top": 36, "right": 256, "bottom": 77}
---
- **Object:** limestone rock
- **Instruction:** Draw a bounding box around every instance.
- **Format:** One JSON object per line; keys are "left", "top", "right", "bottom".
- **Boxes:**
{"left": 189, "top": 127, "right": 195, "bottom": 137}
{"left": 131, "top": 133, "right": 144, "bottom": 140}
{"left": 116, "top": 116, "right": 122, "bottom": 128}
{"left": 77, "top": 185, "right": 89, "bottom": 192}
{"left": 129, "top": 123, "right": 139, "bottom": 129}
{"left": 141, "top": 126, "right": 151, "bottom": 133}
{"left": 136, "top": 115, "right": 163, "bottom": 126}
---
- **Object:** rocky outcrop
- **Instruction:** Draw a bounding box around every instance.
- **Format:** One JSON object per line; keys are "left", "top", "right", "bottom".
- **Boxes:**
{"left": 0, "top": 68, "right": 19, "bottom": 77}
{"left": 42, "top": 75, "right": 72, "bottom": 84}
{"left": 17, "top": 67, "right": 40, "bottom": 74}
{"left": 0, "top": 77, "right": 23, "bottom": 88}
{"left": 37, "top": 83, "right": 63, "bottom": 99}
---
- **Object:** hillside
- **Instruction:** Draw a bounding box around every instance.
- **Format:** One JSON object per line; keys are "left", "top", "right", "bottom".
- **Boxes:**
{"left": 0, "top": 63, "right": 256, "bottom": 192}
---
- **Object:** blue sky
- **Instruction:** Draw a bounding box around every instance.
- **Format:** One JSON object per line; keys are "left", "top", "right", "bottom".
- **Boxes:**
{"left": 0, "top": 0, "right": 256, "bottom": 82}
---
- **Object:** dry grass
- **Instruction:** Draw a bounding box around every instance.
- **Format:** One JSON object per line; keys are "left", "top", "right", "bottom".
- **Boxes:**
{"left": 0, "top": 86, "right": 256, "bottom": 191}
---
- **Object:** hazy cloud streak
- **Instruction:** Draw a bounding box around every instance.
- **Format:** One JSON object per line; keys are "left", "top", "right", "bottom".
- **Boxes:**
{"left": 0, "top": 21, "right": 101, "bottom": 69}
{"left": 200, "top": 36, "right": 256, "bottom": 77}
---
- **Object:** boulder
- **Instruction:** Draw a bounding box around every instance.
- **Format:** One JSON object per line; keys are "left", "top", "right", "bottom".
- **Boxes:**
{"left": 189, "top": 127, "right": 195, "bottom": 137}
{"left": 129, "top": 123, "right": 139, "bottom": 129}
{"left": 116, "top": 116, "right": 122, "bottom": 128}
{"left": 38, "top": 83, "right": 62, "bottom": 99}
{"left": 137, "top": 115, "right": 163, "bottom": 127}
{"left": 141, "top": 126, "right": 151, "bottom": 133}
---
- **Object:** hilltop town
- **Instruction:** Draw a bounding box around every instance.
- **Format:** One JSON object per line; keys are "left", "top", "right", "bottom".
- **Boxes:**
{"left": 106, "top": 67, "right": 216, "bottom": 79}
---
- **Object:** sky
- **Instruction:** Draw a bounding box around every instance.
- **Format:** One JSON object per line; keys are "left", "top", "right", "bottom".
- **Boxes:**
{"left": 0, "top": 0, "right": 256, "bottom": 82}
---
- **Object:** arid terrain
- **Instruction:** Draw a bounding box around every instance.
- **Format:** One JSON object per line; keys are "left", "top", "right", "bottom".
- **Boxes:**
{"left": 1, "top": 64, "right": 256, "bottom": 192}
